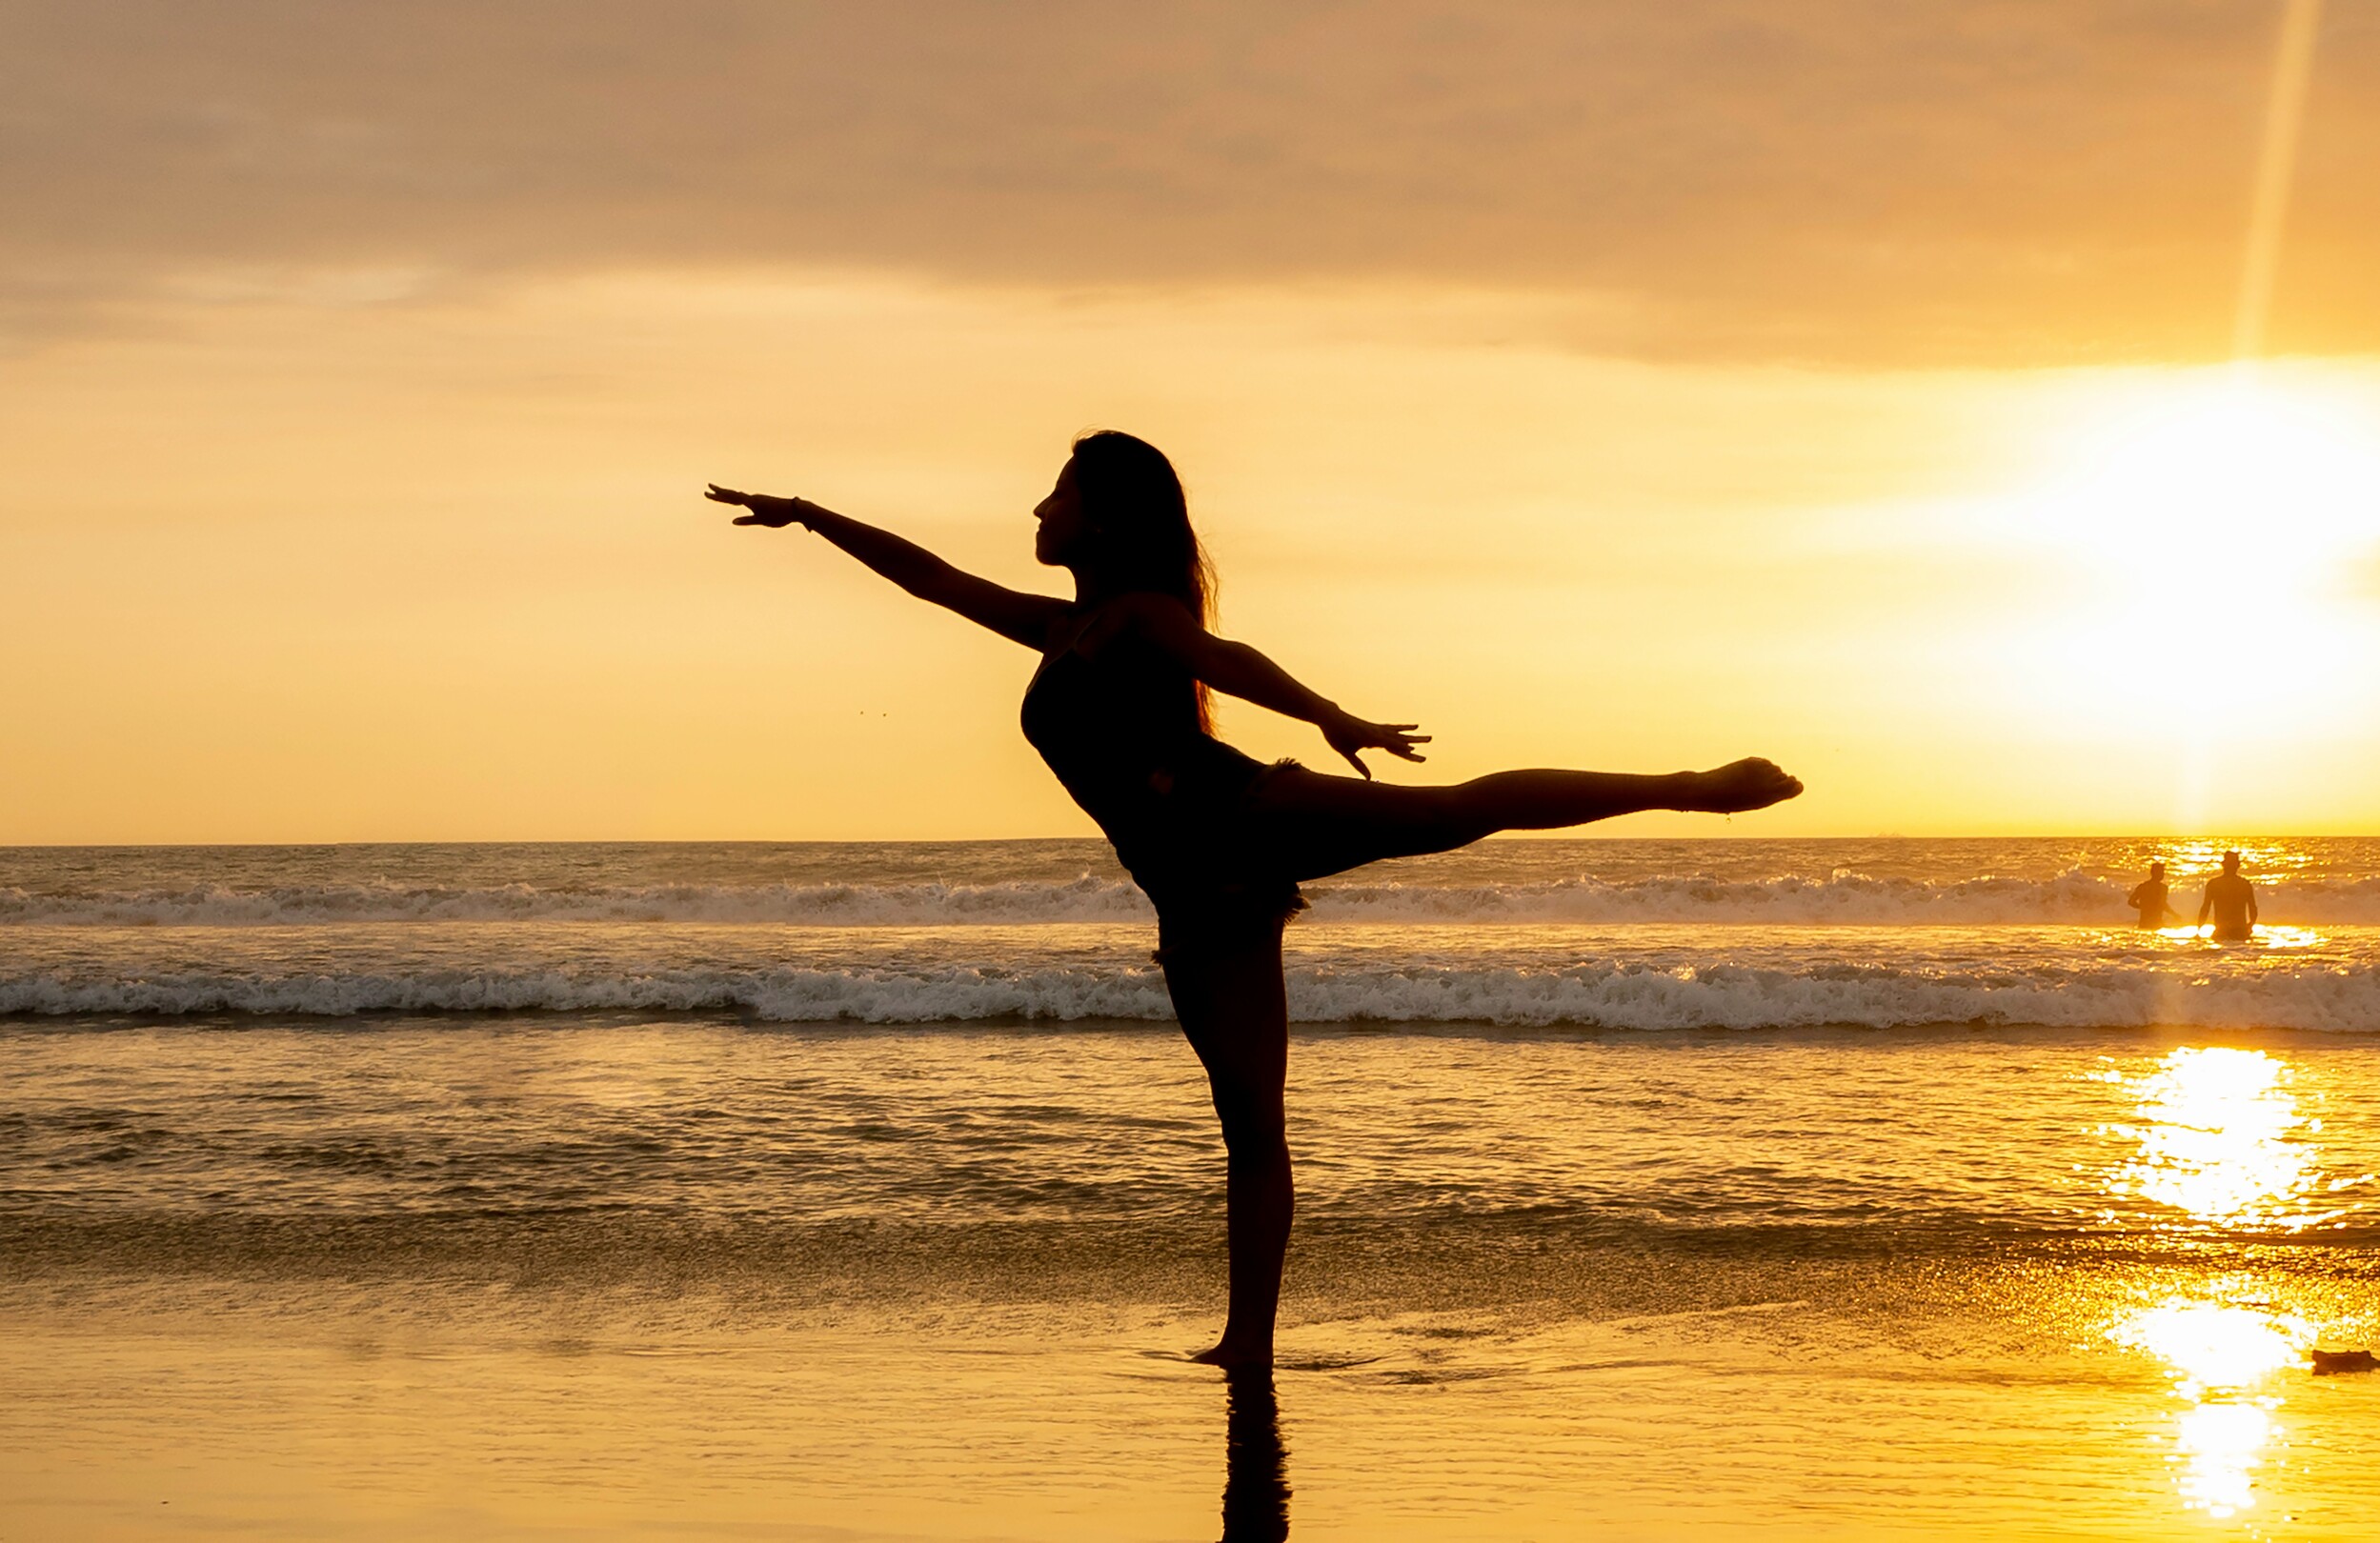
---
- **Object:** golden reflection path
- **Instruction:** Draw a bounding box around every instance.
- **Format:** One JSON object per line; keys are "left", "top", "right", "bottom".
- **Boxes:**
{"left": 2108, "top": 1291, "right": 2310, "bottom": 1519}
{"left": 2112, "top": 1047, "right": 2324, "bottom": 1232}
{"left": 2102, "top": 1048, "right": 2328, "bottom": 1520}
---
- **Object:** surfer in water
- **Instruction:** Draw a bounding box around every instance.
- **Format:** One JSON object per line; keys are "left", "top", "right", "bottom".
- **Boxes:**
{"left": 2197, "top": 851, "right": 2259, "bottom": 942}
{"left": 708, "top": 431, "right": 1803, "bottom": 1366}
{"left": 2127, "top": 861, "right": 2177, "bottom": 929}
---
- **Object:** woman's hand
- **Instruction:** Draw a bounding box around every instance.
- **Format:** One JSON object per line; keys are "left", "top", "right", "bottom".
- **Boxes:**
{"left": 1321, "top": 710, "right": 1430, "bottom": 780}
{"left": 706, "top": 485, "right": 812, "bottom": 528}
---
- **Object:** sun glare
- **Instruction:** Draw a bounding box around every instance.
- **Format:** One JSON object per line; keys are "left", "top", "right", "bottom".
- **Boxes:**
{"left": 1947, "top": 369, "right": 2380, "bottom": 816}
{"left": 2024, "top": 371, "right": 2380, "bottom": 582}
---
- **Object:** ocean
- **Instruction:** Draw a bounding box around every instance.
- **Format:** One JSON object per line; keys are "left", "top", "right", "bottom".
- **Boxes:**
{"left": 6, "top": 836, "right": 2378, "bottom": 1540}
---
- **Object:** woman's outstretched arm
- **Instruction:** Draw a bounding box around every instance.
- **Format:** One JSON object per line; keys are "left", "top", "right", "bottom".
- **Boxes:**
{"left": 1100, "top": 593, "right": 1427, "bottom": 778}
{"left": 708, "top": 487, "right": 1067, "bottom": 650}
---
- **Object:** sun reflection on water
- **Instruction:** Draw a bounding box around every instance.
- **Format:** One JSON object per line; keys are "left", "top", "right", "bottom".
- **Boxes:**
{"left": 2232, "top": 925, "right": 2325, "bottom": 951}
{"left": 2104, "top": 1047, "right": 2327, "bottom": 1520}
{"left": 2111, "top": 1047, "right": 2324, "bottom": 1232}
{"left": 2110, "top": 1294, "right": 2311, "bottom": 1520}
{"left": 2172, "top": 1398, "right": 2277, "bottom": 1519}
{"left": 2114, "top": 1297, "right": 2310, "bottom": 1401}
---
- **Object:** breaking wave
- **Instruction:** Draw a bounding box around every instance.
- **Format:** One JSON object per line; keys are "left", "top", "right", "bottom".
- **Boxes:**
{"left": 7, "top": 957, "right": 2377, "bottom": 1031}
{"left": 10, "top": 868, "right": 2380, "bottom": 928}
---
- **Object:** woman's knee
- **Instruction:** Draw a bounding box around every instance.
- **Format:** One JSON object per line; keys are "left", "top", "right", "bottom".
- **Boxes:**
{"left": 1221, "top": 1124, "right": 1290, "bottom": 1172}
{"left": 1208, "top": 1082, "right": 1286, "bottom": 1155}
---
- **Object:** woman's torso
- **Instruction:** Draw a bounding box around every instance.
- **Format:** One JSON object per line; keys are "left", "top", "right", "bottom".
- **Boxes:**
{"left": 1019, "top": 602, "right": 1264, "bottom": 886}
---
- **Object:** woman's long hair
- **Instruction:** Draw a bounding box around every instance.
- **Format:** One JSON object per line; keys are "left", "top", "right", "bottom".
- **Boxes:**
{"left": 1071, "top": 430, "right": 1219, "bottom": 731}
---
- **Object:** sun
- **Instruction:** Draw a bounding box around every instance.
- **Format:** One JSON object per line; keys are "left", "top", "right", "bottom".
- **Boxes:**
{"left": 2021, "top": 370, "right": 2380, "bottom": 595}
{"left": 1961, "top": 366, "right": 2380, "bottom": 768}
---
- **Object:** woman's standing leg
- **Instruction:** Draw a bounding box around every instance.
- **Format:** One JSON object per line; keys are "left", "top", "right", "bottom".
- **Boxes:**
{"left": 1160, "top": 927, "right": 1294, "bottom": 1367}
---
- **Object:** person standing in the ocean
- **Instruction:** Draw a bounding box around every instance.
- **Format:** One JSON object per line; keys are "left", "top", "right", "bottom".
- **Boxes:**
{"left": 707, "top": 431, "right": 1803, "bottom": 1366}
{"left": 2127, "top": 861, "right": 2177, "bottom": 929}
{"left": 2197, "top": 851, "right": 2259, "bottom": 942}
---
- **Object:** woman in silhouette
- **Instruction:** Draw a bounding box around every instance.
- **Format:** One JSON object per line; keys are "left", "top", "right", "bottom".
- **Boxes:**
{"left": 709, "top": 431, "right": 1801, "bottom": 1366}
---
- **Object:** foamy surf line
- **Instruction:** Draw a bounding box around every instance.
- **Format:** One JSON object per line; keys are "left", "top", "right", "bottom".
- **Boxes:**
{"left": 7, "top": 959, "right": 2376, "bottom": 1030}
{"left": 11, "top": 871, "right": 2380, "bottom": 926}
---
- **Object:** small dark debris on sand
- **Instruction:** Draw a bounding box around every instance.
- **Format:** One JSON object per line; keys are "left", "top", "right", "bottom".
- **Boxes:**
{"left": 2310, "top": 1349, "right": 2377, "bottom": 1375}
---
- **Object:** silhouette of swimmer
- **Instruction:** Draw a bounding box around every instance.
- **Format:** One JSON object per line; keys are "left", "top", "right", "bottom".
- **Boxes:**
{"left": 2197, "top": 851, "right": 2259, "bottom": 941}
{"left": 2127, "top": 861, "right": 2178, "bottom": 928}
{"left": 708, "top": 431, "right": 1802, "bottom": 1366}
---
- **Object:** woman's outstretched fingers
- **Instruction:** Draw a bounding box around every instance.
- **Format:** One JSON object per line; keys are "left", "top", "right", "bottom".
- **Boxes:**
{"left": 711, "top": 490, "right": 806, "bottom": 529}
{"left": 709, "top": 485, "right": 773, "bottom": 524}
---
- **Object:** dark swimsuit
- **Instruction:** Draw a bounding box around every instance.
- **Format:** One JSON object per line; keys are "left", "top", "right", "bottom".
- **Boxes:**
{"left": 1021, "top": 615, "right": 1306, "bottom": 957}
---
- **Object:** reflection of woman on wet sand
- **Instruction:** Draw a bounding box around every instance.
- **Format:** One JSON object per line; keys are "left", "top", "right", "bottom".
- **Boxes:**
{"left": 709, "top": 431, "right": 1802, "bottom": 1366}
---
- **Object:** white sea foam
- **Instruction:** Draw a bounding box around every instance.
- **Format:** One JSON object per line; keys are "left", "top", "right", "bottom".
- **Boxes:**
{"left": 8, "top": 958, "right": 2377, "bottom": 1031}
{"left": 0, "top": 876, "right": 1158, "bottom": 928}
{"left": 11, "top": 869, "right": 2380, "bottom": 927}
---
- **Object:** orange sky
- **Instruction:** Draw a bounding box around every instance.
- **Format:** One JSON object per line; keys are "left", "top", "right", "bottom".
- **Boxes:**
{"left": 4, "top": 2, "right": 2378, "bottom": 842}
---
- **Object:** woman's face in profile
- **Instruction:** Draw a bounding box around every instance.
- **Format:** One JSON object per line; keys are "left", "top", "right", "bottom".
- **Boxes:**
{"left": 1034, "top": 458, "right": 1088, "bottom": 567}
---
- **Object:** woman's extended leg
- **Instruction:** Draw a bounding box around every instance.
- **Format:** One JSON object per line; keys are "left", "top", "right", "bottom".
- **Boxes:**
{"left": 1245, "top": 757, "right": 1802, "bottom": 882}
{"left": 1159, "top": 927, "right": 1294, "bottom": 1368}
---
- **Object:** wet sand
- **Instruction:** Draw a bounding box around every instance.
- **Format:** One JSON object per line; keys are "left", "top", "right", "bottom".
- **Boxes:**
{"left": 10, "top": 1230, "right": 2380, "bottom": 1539}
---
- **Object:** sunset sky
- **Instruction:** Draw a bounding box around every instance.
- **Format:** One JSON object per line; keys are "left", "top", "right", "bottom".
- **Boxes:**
{"left": 6, "top": 0, "right": 2378, "bottom": 842}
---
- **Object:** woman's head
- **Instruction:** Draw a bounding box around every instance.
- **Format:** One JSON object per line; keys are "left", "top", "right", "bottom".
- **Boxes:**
{"left": 1035, "top": 431, "right": 1214, "bottom": 626}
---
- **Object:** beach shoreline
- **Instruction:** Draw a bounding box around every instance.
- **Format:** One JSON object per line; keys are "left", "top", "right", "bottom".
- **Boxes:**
{"left": 7, "top": 841, "right": 2378, "bottom": 1537}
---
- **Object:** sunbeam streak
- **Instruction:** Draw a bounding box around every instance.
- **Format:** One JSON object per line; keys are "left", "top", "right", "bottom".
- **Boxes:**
{"left": 2235, "top": 0, "right": 2328, "bottom": 358}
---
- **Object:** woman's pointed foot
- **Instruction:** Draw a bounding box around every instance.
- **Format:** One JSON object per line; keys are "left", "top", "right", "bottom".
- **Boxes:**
{"left": 1684, "top": 758, "right": 1803, "bottom": 814}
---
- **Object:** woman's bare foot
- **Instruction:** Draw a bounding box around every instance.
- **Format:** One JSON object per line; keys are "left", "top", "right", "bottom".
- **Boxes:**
{"left": 1191, "top": 1337, "right": 1274, "bottom": 1369}
{"left": 1682, "top": 758, "right": 1803, "bottom": 814}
